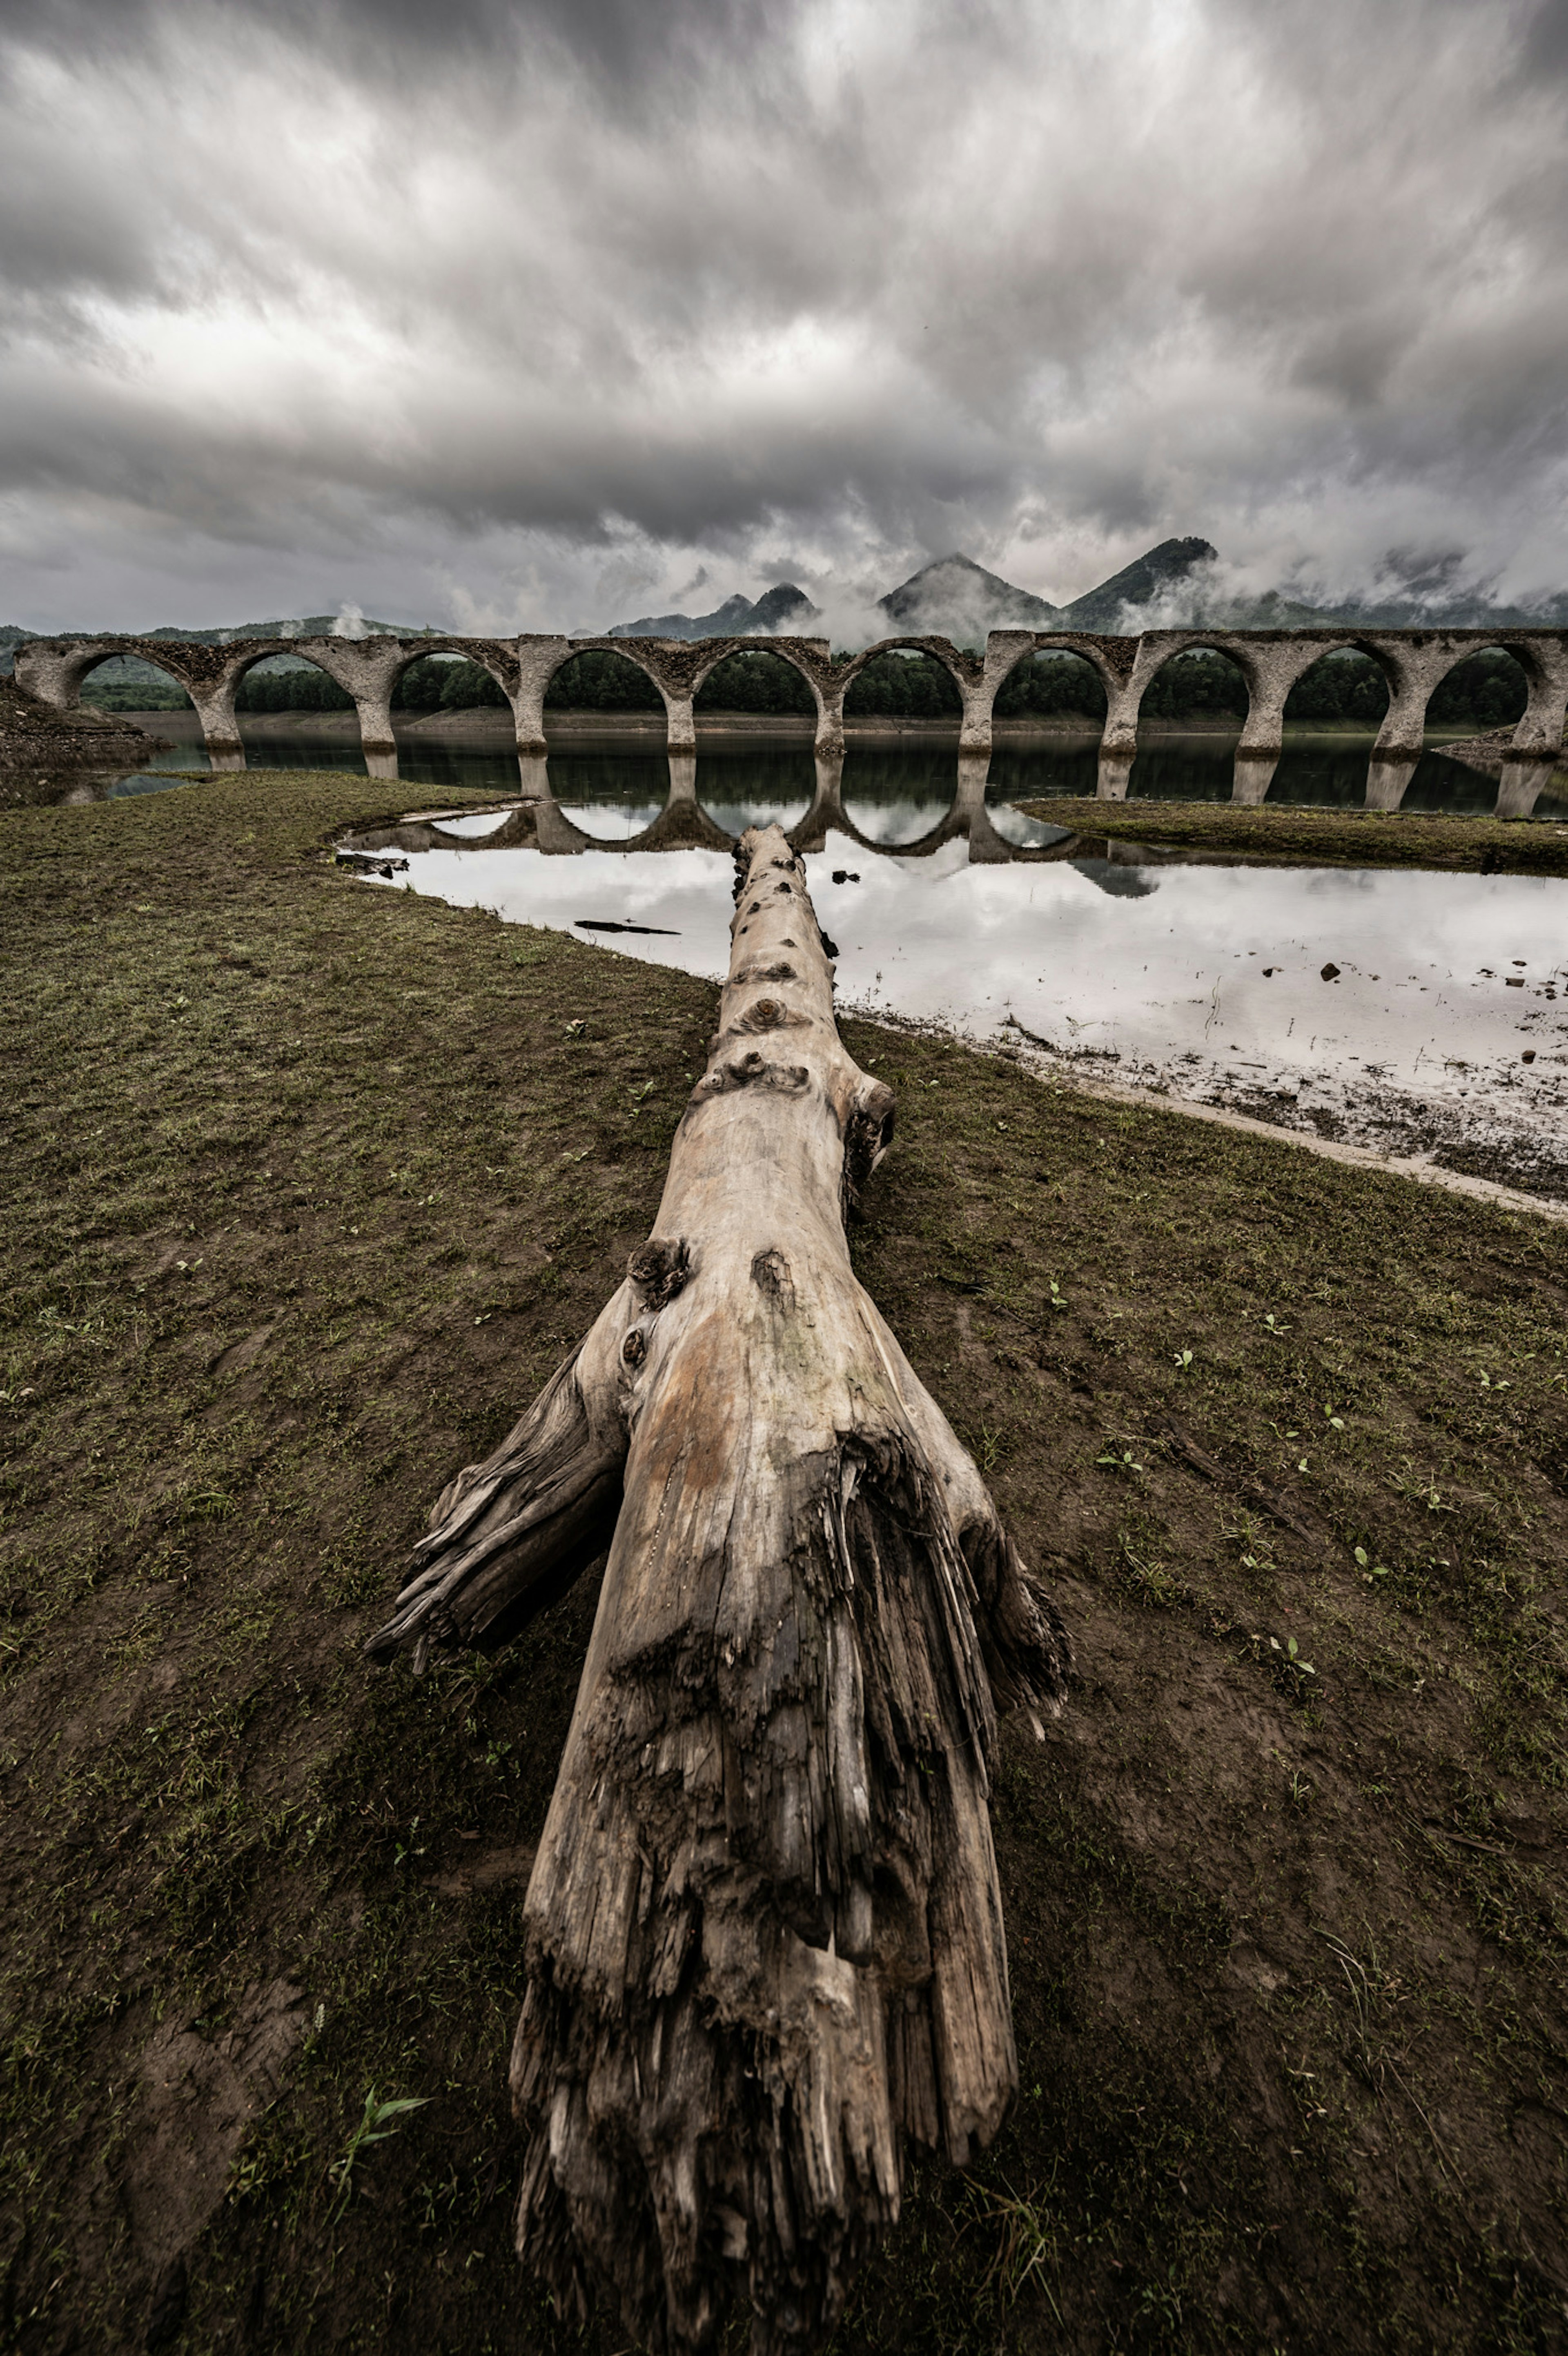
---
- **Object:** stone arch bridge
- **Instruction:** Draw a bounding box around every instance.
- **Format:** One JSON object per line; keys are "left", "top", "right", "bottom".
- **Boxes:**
{"left": 16, "top": 623, "right": 1568, "bottom": 817}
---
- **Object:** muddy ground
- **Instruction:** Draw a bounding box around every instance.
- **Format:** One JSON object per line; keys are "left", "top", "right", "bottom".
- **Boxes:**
{"left": 3, "top": 771, "right": 1567, "bottom": 2355}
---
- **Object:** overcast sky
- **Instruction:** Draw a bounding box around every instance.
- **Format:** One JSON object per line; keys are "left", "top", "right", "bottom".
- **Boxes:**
{"left": 3, "top": 0, "right": 1568, "bottom": 632}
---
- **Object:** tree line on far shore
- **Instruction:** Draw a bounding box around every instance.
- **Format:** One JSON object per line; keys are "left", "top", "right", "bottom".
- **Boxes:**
{"left": 76, "top": 644, "right": 1532, "bottom": 728}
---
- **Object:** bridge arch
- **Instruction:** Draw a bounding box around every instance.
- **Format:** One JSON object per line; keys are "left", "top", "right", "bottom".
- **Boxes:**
{"left": 689, "top": 641, "right": 822, "bottom": 717}
{"left": 230, "top": 646, "right": 359, "bottom": 732}
{"left": 1136, "top": 641, "right": 1252, "bottom": 732}
{"left": 1421, "top": 642, "right": 1532, "bottom": 736}
{"left": 1282, "top": 644, "right": 1393, "bottom": 727}
{"left": 387, "top": 636, "right": 521, "bottom": 718}
{"left": 834, "top": 635, "right": 976, "bottom": 703}
{"left": 74, "top": 644, "right": 194, "bottom": 717}
{"left": 992, "top": 644, "right": 1109, "bottom": 728}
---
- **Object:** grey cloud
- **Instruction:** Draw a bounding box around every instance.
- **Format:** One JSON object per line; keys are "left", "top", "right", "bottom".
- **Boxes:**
{"left": 3, "top": 0, "right": 1568, "bottom": 629}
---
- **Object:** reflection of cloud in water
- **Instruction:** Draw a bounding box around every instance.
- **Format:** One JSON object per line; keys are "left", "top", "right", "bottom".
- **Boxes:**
{"left": 374, "top": 828, "right": 1568, "bottom": 1195}
{"left": 555, "top": 799, "right": 667, "bottom": 840}
{"left": 843, "top": 796, "right": 951, "bottom": 843}
{"left": 987, "top": 797, "right": 1067, "bottom": 849}
{"left": 438, "top": 810, "right": 519, "bottom": 838}
{"left": 700, "top": 799, "right": 811, "bottom": 835}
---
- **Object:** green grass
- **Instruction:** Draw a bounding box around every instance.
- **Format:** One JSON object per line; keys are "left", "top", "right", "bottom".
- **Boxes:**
{"left": 1018, "top": 794, "right": 1568, "bottom": 873}
{"left": 2, "top": 768, "right": 1567, "bottom": 2353}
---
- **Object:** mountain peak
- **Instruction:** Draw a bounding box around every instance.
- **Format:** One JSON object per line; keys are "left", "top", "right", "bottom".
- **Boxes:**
{"left": 607, "top": 583, "right": 819, "bottom": 641}
{"left": 877, "top": 554, "right": 1060, "bottom": 640}
{"left": 1058, "top": 539, "right": 1218, "bottom": 630}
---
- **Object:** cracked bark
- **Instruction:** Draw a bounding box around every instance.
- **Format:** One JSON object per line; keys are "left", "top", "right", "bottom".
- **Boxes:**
{"left": 366, "top": 824, "right": 1071, "bottom": 2353}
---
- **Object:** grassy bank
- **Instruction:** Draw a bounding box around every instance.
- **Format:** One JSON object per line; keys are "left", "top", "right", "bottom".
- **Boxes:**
{"left": 1020, "top": 793, "right": 1568, "bottom": 875}
{"left": 3, "top": 770, "right": 1568, "bottom": 2354}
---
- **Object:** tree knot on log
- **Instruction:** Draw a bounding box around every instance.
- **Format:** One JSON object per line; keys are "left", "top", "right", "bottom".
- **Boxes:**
{"left": 693, "top": 1053, "right": 811, "bottom": 1101}
{"left": 750, "top": 1247, "right": 796, "bottom": 1309}
{"left": 622, "top": 1329, "right": 647, "bottom": 1367}
{"left": 628, "top": 1236, "right": 692, "bottom": 1310}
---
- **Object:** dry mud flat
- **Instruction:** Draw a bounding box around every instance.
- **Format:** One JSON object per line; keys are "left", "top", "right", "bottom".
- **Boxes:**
{"left": 2, "top": 769, "right": 1568, "bottom": 2355}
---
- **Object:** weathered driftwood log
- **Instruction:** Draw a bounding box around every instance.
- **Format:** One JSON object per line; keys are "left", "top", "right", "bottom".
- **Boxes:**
{"left": 367, "top": 824, "right": 1070, "bottom": 2354}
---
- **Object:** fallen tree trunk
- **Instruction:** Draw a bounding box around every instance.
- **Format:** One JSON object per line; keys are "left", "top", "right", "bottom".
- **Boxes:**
{"left": 367, "top": 823, "right": 1071, "bottom": 2353}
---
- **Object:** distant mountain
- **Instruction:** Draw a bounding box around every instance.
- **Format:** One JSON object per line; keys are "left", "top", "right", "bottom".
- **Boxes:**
{"left": 607, "top": 583, "right": 819, "bottom": 640}
{"left": 877, "top": 553, "right": 1060, "bottom": 639}
{"left": 1057, "top": 538, "right": 1218, "bottom": 630}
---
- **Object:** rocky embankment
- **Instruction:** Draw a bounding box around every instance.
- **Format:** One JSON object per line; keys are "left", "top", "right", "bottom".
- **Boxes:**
{"left": 0, "top": 676, "right": 163, "bottom": 770}
{"left": 1436, "top": 724, "right": 1558, "bottom": 777}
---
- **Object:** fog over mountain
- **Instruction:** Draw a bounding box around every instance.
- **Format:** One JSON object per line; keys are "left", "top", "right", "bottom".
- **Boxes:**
{"left": 3, "top": 0, "right": 1568, "bottom": 647}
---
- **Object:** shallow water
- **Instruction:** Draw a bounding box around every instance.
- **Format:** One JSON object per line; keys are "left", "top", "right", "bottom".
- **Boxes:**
{"left": 368, "top": 822, "right": 1568, "bottom": 1199}
{"left": 35, "top": 721, "right": 1568, "bottom": 825}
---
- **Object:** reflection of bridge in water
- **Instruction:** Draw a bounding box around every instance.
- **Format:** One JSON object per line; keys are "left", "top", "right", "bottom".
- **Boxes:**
{"left": 347, "top": 751, "right": 1159, "bottom": 868}
{"left": 18, "top": 621, "right": 1568, "bottom": 818}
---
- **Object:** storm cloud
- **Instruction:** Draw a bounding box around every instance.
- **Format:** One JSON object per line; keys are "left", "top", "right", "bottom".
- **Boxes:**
{"left": 2, "top": 0, "right": 1567, "bottom": 629}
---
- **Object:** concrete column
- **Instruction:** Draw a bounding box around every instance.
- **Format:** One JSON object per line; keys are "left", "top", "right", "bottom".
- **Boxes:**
{"left": 1231, "top": 751, "right": 1280, "bottom": 804}
{"left": 1365, "top": 644, "right": 1446, "bottom": 813}
{"left": 1235, "top": 677, "right": 1291, "bottom": 756}
{"left": 352, "top": 690, "right": 396, "bottom": 758}
{"left": 1097, "top": 673, "right": 1141, "bottom": 799}
{"left": 1364, "top": 759, "right": 1412, "bottom": 811}
{"left": 950, "top": 752, "right": 1009, "bottom": 862}
{"left": 662, "top": 694, "right": 697, "bottom": 755}
{"left": 975, "top": 630, "right": 1035, "bottom": 761}
{"left": 1513, "top": 664, "right": 1568, "bottom": 759}
{"left": 1099, "top": 671, "right": 1145, "bottom": 758}
{"left": 363, "top": 747, "right": 400, "bottom": 781}
{"left": 666, "top": 751, "right": 699, "bottom": 806}
{"left": 515, "top": 636, "right": 571, "bottom": 757}
{"left": 1496, "top": 757, "right": 1557, "bottom": 820}
{"left": 793, "top": 752, "right": 846, "bottom": 852}
{"left": 189, "top": 679, "right": 245, "bottom": 769}
{"left": 954, "top": 670, "right": 997, "bottom": 753}
{"left": 813, "top": 684, "right": 846, "bottom": 757}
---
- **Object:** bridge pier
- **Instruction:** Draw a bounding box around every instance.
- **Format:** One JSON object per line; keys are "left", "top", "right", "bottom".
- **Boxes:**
{"left": 187, "top": 679, "right": 245, "bottom": 768}
{"left": 516, "top": 636, "right": 571, "bottom": 758}
{"left": 1512, "top": 665, "right": 1568, "bottom": 768}
{"left": 1496, "top": 756, "right": 1559, "bottom": 820}
{"left": 662, "top": 694, "right": 698, "bottom": 756}
{"left": 1231, "top": 752, "right": 1280, "bottom": 804}
{"left": 350, "top": 692, "right": 397, "bottom": 759}
{"left": 792, "top": 752, "right": 847, "bottom": 851}
{"left": 1096, "top": 749, "right": 1135, "bottom": 800}
{"left": 813, "top": 687, "right": 846, "bottom": 759}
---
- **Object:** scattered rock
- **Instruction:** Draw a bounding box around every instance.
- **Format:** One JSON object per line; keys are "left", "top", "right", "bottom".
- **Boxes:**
{"left": 1320, "top": 962, "right": 1340, "bottom": 981}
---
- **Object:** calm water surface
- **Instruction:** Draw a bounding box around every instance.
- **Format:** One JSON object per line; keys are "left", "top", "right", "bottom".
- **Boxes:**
{"left": 365, "top": 808, "right": 1568, "bottom": 1202}
{"left": 49, "top": 724, "right": 1568, "bottom": 824}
